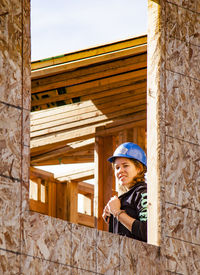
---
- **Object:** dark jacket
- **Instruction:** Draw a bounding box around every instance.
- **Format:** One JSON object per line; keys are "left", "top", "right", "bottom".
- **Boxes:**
{"left": 109, "top": 181, "right": 147, "bottom": 242}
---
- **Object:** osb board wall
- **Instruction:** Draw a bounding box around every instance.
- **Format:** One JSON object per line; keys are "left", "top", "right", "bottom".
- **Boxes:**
{"left": 0, "top": 1, "right": 199, "bottom": 275}
{"left": 165, "top": 0, "right": 200, "bottom": 272}
{"left": 147, "top": 0, "right": 200, "bottom": 274}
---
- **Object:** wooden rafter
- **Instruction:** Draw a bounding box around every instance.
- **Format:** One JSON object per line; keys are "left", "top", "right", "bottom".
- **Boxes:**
{"left": 31, "top": 35, "right": 147, "bottom": 166}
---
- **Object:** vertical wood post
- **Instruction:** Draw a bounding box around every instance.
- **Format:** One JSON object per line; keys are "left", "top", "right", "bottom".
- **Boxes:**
{"left": 94, "top": 135, "right": 114, "bottom": 231}
{"left": 66, "top": 180, "right": 78, "bottom": 224}
{"left": 56, "top": 181, "right": 68, "bottom": 220}
{"left": 48, "top": 181, "right": 56, "bottom": 217}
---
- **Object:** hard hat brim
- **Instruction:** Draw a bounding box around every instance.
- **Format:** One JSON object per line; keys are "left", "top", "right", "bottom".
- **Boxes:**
{"left": 108, "top": 154, "right": 140, "bottom": 163}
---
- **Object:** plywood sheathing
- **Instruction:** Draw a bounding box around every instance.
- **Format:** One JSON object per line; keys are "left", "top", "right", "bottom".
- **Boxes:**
{"left": 1, "top": 0, "right": 200, "bottom": 274}
{"left": 147, "top": 0, "right": 200, "bottom": 273}
{"left": 0, "top": 0, "right": 31, "bottom": 267}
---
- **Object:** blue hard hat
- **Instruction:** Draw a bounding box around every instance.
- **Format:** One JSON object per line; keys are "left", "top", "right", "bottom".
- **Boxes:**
{"left": 108, "top": 142, "right": 147, "bottom": 167}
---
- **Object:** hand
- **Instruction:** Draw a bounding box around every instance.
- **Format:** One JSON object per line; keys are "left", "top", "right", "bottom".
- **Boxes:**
{"left": 107, "top": 196, "right": 121, "bottom": 216}
{"left": 102, "top": 205, "right": 111, "bottom": 224}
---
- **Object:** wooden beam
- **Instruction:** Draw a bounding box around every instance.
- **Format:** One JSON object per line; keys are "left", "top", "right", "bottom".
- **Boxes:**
{"left": 30, "top": 107, "right": 146, "bottom": 158}
{"left": 94, "top": 135, "right": 114, "bottom": 231}
{"left": 78, "top": 213, "right": 95, "bottom": 228}
{"left": 96, "top": 119, "right": 146, "bottom": 137}
{"left": 48, "top": 181, "right": 56, "bottom": 217}
{"left": 31, "top": 83, "right": 146, "bottom": 129}
{"left": 31, "top": 139, "right": 94, "bottom": 164}
{"left": 30, "top": 166, "right": 54, "bottom": 181}
{"left": 31, "top": 91, "right": 146, "bottom": 133}
{"left": 66, "top": 181, "right": 78, "bottom": 224}
{"left": 30, "top": 123, "right": 105, "bottom": 151}
{"left": 91, "top": 82, "right": 146, "bottom": 104}
{"left": 56, "top": 169, "right": 94, "bottom": 182}
{"left": 31, "top": 79, "right": 146, "bottom": 108}
{"left": 32, "top": 55, "right": 146, "bottom": 93}
{"left": 132, "top": 127, "right": 146, "bottom": 152}
{"left": 31, "top": 36, "right": 147, "bottom": 71}
{"left": 30, "top": 104, "right": 146, "bottom": 151}
{"left": 56, "top": 181, "right": 68, "bottom": 220}
{"left": 31, "top": 97, "right": 146, "bottom": 138}
{"left": 31, "top": 100, "right": 93, "bottom": 121}
{"left": 29, "top": 199, "right": 48, "bottom": 215}
{"left": 32, "top": 69, "right": 147, "bottom": 105}
{"left": 34, "top": 155, "right": 94, "bottom": 166}
{"left": 78, "top": 181, "right": 94, "bottom": 196}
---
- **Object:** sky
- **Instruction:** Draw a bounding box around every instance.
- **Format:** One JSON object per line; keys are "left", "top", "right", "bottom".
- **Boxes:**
{"left": 31, "top": 0, "right": 147, "bottom": 61}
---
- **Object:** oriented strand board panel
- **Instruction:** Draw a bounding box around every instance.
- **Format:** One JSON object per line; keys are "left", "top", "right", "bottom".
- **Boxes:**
{"left": 147, "top": 0, "right": 200, "bottom": 274}
{"left": 1, "top": 0, "right": 200, "bottom": 274}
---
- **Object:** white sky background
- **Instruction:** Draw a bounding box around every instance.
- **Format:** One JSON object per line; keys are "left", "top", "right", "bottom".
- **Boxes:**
{"left": 31, "top": 0, "right": 147, "bottom": 61}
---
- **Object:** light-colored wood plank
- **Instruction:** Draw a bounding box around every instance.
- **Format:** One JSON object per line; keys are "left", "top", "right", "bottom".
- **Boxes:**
{"left": 31, "top": 83, "right": 146, "bottom": 127}
{"left": 31, "top": 139, "right": 94, "bottom": 164}
{"left": 57, "top": 69, "right": 147, "bottom": 96}
{"left": 31, "top": 71, "right": 146, "bottom": 108}
{"left": 31, "top": 100, "right": 93, "bottom": 121}
{"left": 33, "top": 155, "right": 94, "bottom": 166}
{"left": 29, "top": 199, "right": 48, "bottom": 215}
{"left": 96, "top": 119, "right": 146, "bottom": 137}
{"left": 32, "top": 54, "right": 146, "bottom": 92}
{"left": 31, "top": 90, "right": 146, "bottom": 133}
{"left": 31, "top": 97, "right": 146, "bottom": 138}
{"left": 66, "top": 181, "right": 78, "bottom": 224}
{"left": 30, "top": 166, "right": 54, "bottom": 181}
{"left": 32, "top": 80, "right": 146, "bottom": 110}
{"left": 78, "top": 213, "right": 95, "bottom": 228}
{"left": 31, "top": 104, "right": 146, "bottom": 150}
{"left": 32, "top": 56, "right": 146, "bottom": 93}
{"left": 31, "top": 36, "right": 147, "bottom": 71}
{"left": 78, "top": 181, "right": 94, "bottom": 196}
{"left": 57, "top": 169, "right": 94, "bottom": 182}
{"left": 94, "top": 135, "right": 114, "bottom": 231}
{"left": 48, "top": 181, "right": 56, "bottom": 217}
{"left": 56, "top": 181, "right": 68, "bottom": 220}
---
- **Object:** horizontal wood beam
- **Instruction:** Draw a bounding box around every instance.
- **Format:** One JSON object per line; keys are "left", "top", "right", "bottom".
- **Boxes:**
{"left": 31, "top": 139, "right": 94, "bottom": 164}
{"left": 32, "top": 73, "right": 146, "bottom": 108}
{"left": 96, "top": 119, "right": 146, "bottom": 137}
{"left": 31, "top": 104, "right": 146, "bottom": 151}
{"left": 31, "top": 96, "right": 146, "bottom": 137}
{"left": 32, "top": 55, "right": 146, "bottom": 93}
{"left": 31, "top": 37, "right": 147, "bottom": 72}
{"left": 33, "top": 155, "right": 94, "bottom": 166}
{"left": 30, "top": 166, "right": 54, "bottom": 181}
{"left": 56, "top": 169, "right": 94, "bottom": 182}
{"left": 78, "top": 213, "right": 95, "bottom": 228}
{"left": 29, "top": 199, "right": 48, "bottom": 215}
{"left": 31, "top": 88, "right": 146, "bottom": 130}
{"left": 31, "top": 100, "right": 93, "bottom": 121}
{"left": 32, "top": 151, "right": 94, "bottom": 166}
{"left": 31, "top": 82, "right": 146, "bottom": 125}
{"left": 78, "top": 181, "right": 94, "bottom": 196}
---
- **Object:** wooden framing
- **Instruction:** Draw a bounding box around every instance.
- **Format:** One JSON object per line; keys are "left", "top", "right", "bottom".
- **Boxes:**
{"left": 30, "top": 35, "right": 147, "bottom": 231}
{"left": 29, "top": 166, "right": 95, "bottom": 227}
{"left": 31, "top": 35, "right": 147, "bottom": 71}
{"left": 31, "top": 35, "right": 147, "bottom": 168}
{"left": 29, "top": 167, "right": 56, "bottom": 217}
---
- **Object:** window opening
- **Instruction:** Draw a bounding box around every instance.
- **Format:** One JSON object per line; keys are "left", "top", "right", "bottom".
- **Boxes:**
{"left": 30, "top": 0, "right": 148, "bottom": 242}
